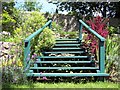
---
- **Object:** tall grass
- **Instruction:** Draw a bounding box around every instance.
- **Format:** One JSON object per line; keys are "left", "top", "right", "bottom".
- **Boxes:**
{"left": 105, "top": 35, "right": 120, "bottom": 81}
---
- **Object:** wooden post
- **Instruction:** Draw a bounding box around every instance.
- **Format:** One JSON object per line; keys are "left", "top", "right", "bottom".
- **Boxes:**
{"left": 99, "top": 41, "right": 105, "bottom": 73}
{"left": 24, "top": 41, "right": 31, "bottom": 71}
{"left": 79, "top": 23, "right": 83, "bottom": 42}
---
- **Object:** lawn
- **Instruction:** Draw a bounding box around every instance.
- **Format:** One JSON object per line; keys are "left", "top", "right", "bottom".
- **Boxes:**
{"left": 8, "top": 82, "right": 119, "bottom": 88}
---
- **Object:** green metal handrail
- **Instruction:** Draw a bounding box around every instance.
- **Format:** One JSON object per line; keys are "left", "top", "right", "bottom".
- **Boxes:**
{"left": 79, "top": 19, "right": 105, "bottom": 73}
{"left": 24, "top": 20, "right": 52, "bottom": 71}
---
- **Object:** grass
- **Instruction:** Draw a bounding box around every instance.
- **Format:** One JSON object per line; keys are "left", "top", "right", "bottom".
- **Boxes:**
{"left": 8, "top": 82, "right": 119, "bottom": 88}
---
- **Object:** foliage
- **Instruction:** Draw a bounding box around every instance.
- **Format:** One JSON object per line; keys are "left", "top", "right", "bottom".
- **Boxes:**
{"left": 52, "top": 22, "right": 63, "bottom": 32}
{"left": 57, "top": 2, "right": 120, "bottom": 18}
{"left": 83, "top": 16, "right": 109, "bottom": 54}
{"left": 2, "top": 10, "right": 16, "bottom": 34}
{"left": 10, "top": 11, "right": 47, "bottom": 43}
{"left": 67, "top": 31, "right": 78, "bottom": 38}
{"left": 52, "top": 22, "right": 78, "bottom": 38}
{"left": 107, "top": 26, "right": 118, "bottom": 35}
{"left": 18, "top": 0, "right": 42, "bottom": 11}
{"left": 1, "top": 11, "right": 56, "bottom": 85}
{"left": 32, "top": 28, "right": 55, "bottom": 55}
{"left": 86, "top": 16, "right": 109, "bottom": 38}
{"left": 2, "top": 1, "right": 21, "bottom": 35}
{"left": 1, "top": 41, "right": 28, "bottom": 86}
{"left": 2, "top": 66, "right": 28, "bottom": 86}
{"left": 35, "top": 28, "right": 56, "bottom": 52}
{"left": 3, "top": 11, "right": 56, "bottom": 57}
{"left": 105, "top": 35, "right": 119, "bottom": 82}
{"left": 2, "top": 1, "right": 15, "bottom": 15}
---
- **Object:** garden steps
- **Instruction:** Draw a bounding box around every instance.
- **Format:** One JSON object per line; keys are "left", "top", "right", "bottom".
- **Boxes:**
{"left": 26, "top": 38, "right": 108, "bottom": 78}
{"left": 24, "top": 19, "right": 109, "bottom": 80}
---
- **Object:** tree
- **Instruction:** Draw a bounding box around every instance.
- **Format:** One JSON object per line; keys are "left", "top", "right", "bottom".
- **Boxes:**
{"left": 2, "top": 1, "right": 17, "bottom": 34}
{"left": 57, "top": 2, "right": 120, "bottom": 18}
{"left": 2, "top": 10, "right": 16, "bottom": 34}
{"left": 2, "top": 1, "right": 15, "bottom": 15}
{"left": 2, "top": 1, "right": 23, "bottom": 35}
{"left": 20, "top": 0, "right": 42, "bottom": 11}
{"left": 114, "top": 2, "right": 120, "bottom": 18}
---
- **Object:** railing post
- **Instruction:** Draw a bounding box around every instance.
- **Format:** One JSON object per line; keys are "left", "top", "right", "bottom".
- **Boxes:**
{"left": 48, "top": 18, "right": 52, "bottom": 29}
{"left": 24, "top": 41, "right": 31, "bottom": 71}
{"left": 99, "top": 41, "right": 105, "bottom": 73}
{"left": 79, "top": 23, "right": 83, "bottom": 42}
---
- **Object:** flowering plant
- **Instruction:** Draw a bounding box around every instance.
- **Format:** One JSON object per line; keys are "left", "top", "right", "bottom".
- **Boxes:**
{"left": 83, "top": 16, "right": 109, "bottom": 55}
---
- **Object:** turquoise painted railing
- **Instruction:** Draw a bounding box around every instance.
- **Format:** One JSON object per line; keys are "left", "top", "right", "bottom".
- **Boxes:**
{"left": 24, "top": 20, "right": 52, "bottom": 71}
{"left": 79, "top": 20, "right": 105, "bottom": 73}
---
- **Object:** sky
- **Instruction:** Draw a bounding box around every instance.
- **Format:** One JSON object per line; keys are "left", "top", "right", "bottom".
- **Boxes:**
{"left": 14, "top": 0, "right": 59, "bottom": 14}
{"left": 14, "top": 0, "right": 104, "bottom": 16}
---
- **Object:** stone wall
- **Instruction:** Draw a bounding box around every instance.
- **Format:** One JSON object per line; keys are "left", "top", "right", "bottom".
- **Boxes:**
{"left": 45, "top": 14, "right": 120, "bottom": 33}
{"left": 52, "top": 14, "right": 79, "bottom": 31}
{"left": 0, "top": 42, "right": 15, "bottom": 61}
{"left": 109, "top": 18, "right": 120, "bottom": 27}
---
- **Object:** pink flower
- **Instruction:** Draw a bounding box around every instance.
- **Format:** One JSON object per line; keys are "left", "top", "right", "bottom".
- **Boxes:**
{"left": 42, "top": 76, "right": 47, "bottom": 80}
{"left": 40, "top": 72, "right": 42, "bottom": 74}
{"left": 31, "top": 53, "right": 37, "bottom": 59}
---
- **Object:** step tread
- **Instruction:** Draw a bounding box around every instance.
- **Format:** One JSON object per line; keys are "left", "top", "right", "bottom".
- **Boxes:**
{"left": 42, "top": 51, "right": 84, "bottom": 54}
{"left": 30, "top": 67, "right": 98, "bottom": 70}
{"left": 37, "top": 56, "right": 92, "bottom": 58}
{"left": 26, "top": 73, "right": 109, "bottom": 77}
{"left": 56, "top": 42, "right": 79, "bottom": 44}
{"left": 55, "top": 44, "right": 80, "bottom": 46}
{"left": 56, "top": 38, "right": 78, "bottom": 41}
{"left": 33, "top": 61, "right": 92, "bottom": 63}
{"left": 52, "top": 48, "right": 82, "bottom": 50}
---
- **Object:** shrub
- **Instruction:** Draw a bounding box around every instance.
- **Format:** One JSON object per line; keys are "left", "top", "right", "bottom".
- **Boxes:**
{"left": 52, "top": 22, "right": 78, "bottom": 39}
{"left": 67, "top": 31, "right": 78, "bottom": 38}
{"left": 105, "top": 35, "right": 119, "bottom": 81}
{"left": 35, "top": 27, "right": 56, "bottom": 53}
{"left": 12, "top": 11, "right": 55, "bottom": 53}
{"left": 83, "top": 16, "right": 109, "bottom": 54}
{"left": 2, "top": 10, "right": 16, "bottom": 34}
{"left": 107, "top": 26, "right": 118, "bottom": 35}
{"left": 1, "top": 11, "right": 56, "bottom": 85}
{"left": 2, "top": 66, "right": 28, "bottom": 86}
